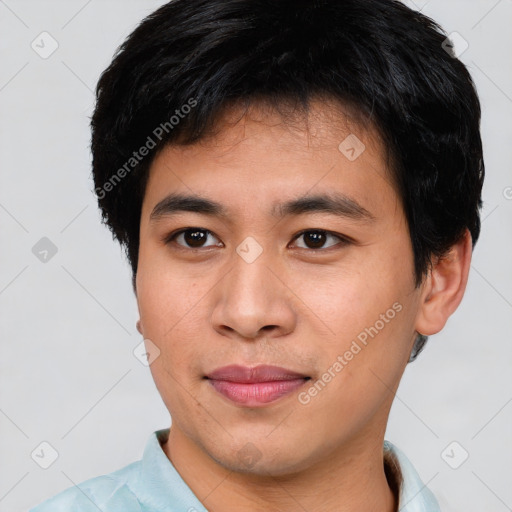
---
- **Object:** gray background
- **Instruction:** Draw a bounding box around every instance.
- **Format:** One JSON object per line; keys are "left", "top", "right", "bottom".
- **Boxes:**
{"left": 1, "top": 0, "right": 511, "bottom": 510}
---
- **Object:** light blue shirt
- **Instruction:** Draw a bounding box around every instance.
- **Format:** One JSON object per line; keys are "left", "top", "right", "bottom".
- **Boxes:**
{"left": 30, "top": 429, "right": 440, "bottom": 511}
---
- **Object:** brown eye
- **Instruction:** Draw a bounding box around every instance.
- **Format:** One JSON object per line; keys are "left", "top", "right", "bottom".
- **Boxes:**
{"left": 167, "top": 228, "right": 222, "bottom": 249}
{"left": 292, "top": 230, "right": 346, "bottom": 250}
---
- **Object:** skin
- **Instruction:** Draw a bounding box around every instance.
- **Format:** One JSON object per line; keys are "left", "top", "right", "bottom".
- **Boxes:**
{"left": 135, "top": 98, "right": 472, "bottom": 512}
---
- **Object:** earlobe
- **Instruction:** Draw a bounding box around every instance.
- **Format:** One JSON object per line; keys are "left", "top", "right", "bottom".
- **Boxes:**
{"left": 415, "top": 229, "right": 472, "bottom": 336}
{"left": 136, "top": 319, "right": 143, "bottom": 335}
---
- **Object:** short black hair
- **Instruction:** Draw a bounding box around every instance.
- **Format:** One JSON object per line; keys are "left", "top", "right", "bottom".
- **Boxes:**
{"left": 91, "top": 0, "right": 484, "bottom": 361}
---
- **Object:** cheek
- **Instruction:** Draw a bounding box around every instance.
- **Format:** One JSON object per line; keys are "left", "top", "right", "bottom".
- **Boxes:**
{"left": 293, "top": 245, "right": 417, "bottom": 393}
{"left": 137, "top": 267, "right": 209, "bottom": 417}
{"left": 135, "top": 263, "right": 210, "bottom": 387}
{"left": 299, "top": 301, "right": 416, "bottom": 440}
{"left": 136, "top": 251, "right": 209, "bottom": 336}
{"left": 287, "top": 254, "right": 410, "bottom": 344}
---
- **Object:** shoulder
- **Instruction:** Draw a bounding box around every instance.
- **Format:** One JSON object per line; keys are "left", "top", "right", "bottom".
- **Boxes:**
{"left": 29, "top": 461, "right": 144, "bottom": 512}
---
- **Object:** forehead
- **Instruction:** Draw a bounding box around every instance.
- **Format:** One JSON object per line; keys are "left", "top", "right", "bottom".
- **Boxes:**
{"left": 188, "top": 97, "right": 385, "bottom": 158}
{"left": 142, "top": 98, "right": 399, "bottom": 223}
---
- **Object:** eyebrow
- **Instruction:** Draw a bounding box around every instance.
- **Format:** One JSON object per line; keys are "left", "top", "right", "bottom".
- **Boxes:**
{"left": 150, "top": 192, "right": 375, "bottom": 222}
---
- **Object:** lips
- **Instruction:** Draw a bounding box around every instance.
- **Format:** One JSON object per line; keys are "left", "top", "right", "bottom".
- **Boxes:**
{"left": 206, "top": 364, "right": 309, "bottom": 383}
{"left": 205, "top": 365, "right": 310, "bottom": 406}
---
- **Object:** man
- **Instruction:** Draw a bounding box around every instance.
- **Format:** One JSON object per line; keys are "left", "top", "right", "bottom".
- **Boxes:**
{"left": 30, "top": 0, "right": 484, "bottom": 510}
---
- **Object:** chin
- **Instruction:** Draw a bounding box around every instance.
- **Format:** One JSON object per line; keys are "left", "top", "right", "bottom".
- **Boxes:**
{"left": 206, "top": 439, "right": 315, "bottom": 478}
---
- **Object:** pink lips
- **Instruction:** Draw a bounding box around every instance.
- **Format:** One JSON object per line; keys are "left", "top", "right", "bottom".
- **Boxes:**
{"left": 206, "top": 365, "right": 310, "bottom": 407}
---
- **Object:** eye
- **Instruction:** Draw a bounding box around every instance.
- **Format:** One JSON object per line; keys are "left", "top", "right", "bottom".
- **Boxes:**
{"left": 290, "top": 230, "right": 349, "bottom": 250}
{"left": 164, "top": 228, "right": 222, "bottom": 249}
{"left": 163, "top": 228, "right": 350, "bottom": 251}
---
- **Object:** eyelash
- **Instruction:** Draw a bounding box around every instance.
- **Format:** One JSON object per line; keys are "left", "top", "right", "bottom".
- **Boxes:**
{"left": 162, "top": 228, "right": 352, "bottom": 252}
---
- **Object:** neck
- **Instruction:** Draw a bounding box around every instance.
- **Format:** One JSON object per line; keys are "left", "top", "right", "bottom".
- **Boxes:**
{"left": 163, "top": 426, "right": 398, "bottom": 512}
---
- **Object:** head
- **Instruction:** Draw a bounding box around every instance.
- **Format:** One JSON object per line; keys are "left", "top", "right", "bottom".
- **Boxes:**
{"left": 91, "top": 0, "right": 483, "bottom": 476}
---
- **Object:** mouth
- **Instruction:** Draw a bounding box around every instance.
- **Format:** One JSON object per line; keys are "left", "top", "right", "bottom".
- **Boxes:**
{"left": 205, "top": 364, "right": 311, "bottom": 407}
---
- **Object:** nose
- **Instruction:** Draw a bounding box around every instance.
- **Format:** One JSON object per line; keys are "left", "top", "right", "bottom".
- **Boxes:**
{"left": 210, "top": 247, "right": 297, "bottom": 341}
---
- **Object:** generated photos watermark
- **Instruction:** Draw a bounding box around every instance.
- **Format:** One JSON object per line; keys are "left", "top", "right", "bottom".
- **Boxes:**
{"left": 95, "top": 97, "right": 197, "bottom": 199}
{"left": 298, "top": 301, "right": 403, "bottom": 405}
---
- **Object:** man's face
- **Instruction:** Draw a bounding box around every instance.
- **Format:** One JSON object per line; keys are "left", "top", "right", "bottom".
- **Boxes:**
{"left": 136, "top": 100, "right": 424, "bottom": 475}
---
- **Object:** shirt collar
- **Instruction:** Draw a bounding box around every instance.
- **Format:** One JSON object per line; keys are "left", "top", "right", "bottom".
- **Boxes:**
{"left": 133, "top": 429, "right": 209, "bottom": 512}
{"left": 132, "top": 430, "right": 440, "bottom": 512}
{"left": 384, "top": 440, "right": 441, "bottom": 511}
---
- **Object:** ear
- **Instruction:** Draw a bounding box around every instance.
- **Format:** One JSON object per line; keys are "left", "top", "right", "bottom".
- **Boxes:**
{"left": 136, "top": 319, "right": 143, "bottom": 335}
{"left": 415, "top": 229, "right": 472, "bottom": 336}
